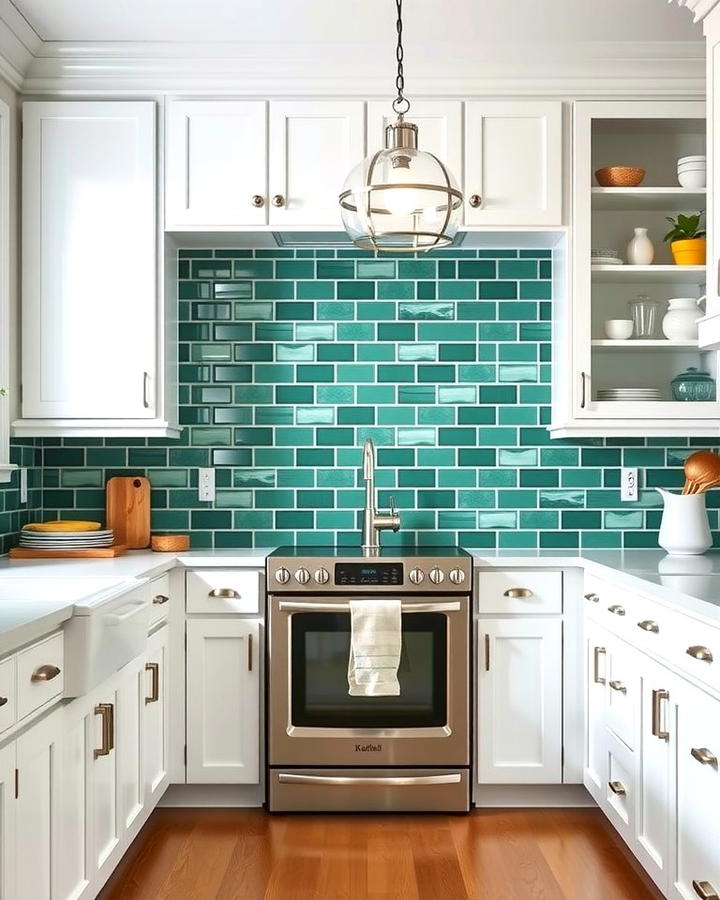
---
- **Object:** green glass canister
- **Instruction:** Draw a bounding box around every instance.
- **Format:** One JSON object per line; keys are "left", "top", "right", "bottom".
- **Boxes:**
{"left": 670, "top": 367, "right": 716, "bottom": 402}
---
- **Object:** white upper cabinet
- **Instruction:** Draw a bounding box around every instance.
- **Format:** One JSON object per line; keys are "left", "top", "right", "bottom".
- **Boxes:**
{"left": 165, "top": 100, "right": 267, "bottom": 228}
{"left": 464, "top": 100, "right": 562, "bottom": 226}
{"left": 268, "top": 100, "right": 365, "bottom": 227}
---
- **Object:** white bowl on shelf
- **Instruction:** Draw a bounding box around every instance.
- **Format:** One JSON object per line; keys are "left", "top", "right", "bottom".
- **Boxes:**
{"left": 604, "top": 319, "right": 634, "bottom": 340}
{"left": 678, "top": 170, "right": 706, "bottom": 189}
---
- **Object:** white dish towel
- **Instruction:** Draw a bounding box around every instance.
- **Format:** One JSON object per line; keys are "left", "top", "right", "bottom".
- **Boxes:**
{"left": 347, "top": 598, "right": 402, "bottom": 696}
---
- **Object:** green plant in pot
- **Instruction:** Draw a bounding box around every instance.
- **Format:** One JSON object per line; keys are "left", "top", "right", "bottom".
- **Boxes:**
{"left": 663, "top": 211, "right": 706, "bottom": 266}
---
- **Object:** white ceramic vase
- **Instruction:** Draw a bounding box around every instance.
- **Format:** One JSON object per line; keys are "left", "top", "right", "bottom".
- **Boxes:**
{"left": 627, "top": 227, "right": 655, "bottom": 265}
{"left": 657, "top": 488, "right": 712, "bottom": 556}
{"left": 661, "top": 296, "right": 705, "bottom": 341}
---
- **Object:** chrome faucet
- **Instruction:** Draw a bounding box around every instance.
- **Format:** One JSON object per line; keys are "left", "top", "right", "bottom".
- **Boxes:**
{"left": 361, "top": 438, "right": 400, "bottom": 554}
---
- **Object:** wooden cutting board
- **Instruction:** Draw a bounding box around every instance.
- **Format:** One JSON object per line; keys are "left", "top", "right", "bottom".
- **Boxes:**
{"left": 9, "top": 545, "right": 127, "bottom": 559}
{"left": 106, "top": 476, "right": 151, "bottom": 549}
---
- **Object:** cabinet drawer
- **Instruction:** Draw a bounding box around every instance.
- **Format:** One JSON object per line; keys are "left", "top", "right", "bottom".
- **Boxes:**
{"left": 605, "top": 641, "right": 639, "bottom": 751}
{"left": 0, "top": 658, "right": 16, "bottom": 733}
{"left": 148, "top": 573, "right": 171, "bottom": 627}
{"left": 603, "top": 729, "right": 636, "bottom": 842}
{"left": 584, "top": 575, "right": 638, "bottom": 638}
{"left": 477, "top": 570, "right": 562, "bottom": 614}
{"left": 186, "top": 569, "right": 261, "bottom": 615}
{"left": 17, "top": 633, "right": 64, "bottom": 720}
{"left": 667, "top": 615, "right": 720, "bottom": 694}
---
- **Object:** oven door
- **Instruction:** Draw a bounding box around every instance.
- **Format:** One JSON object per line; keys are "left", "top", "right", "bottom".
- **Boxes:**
{"left": 268, "top": 596, "right": 469, "bottom": 767}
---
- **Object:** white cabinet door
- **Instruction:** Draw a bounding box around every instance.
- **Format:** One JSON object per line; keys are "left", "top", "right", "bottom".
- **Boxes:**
{"left": 116, "top": 658, "right": 144, "bottom": 837}
{"left": 22, "top": 101, "right": 157, "bottom": 420}
{"left": 477, "top": 617, "right": 562, "bottom": 783}
{"left": 186, "top": 618, "right": 260, "bottom": 784}
{"left": 15, "top": 706, "right": 63, "bottom": 900}
{"left": 584, "top": 622, "right": 608, "bottom": 801}
{"left": 86, "top": 686, "right": 120, "bottom": 881}
{"left": 673, "top": 685, "right": 720, "bottom": 900}
{"left": 0, "top": 743, "right": 14, "bottom": 900}
{"left": 268, "top": 100, "right": 364, "bottom": 226}
{"left": 636, "top": 660, "right": 674, "bottom": 895}
{"left": 165, "top": 100, "right": 267, "bottom": 228}
{"left": 143, "top": 625, "right": 169, "bottom": 805}
{"left": 465, "top": 101, "right": 562, "bottom": 226}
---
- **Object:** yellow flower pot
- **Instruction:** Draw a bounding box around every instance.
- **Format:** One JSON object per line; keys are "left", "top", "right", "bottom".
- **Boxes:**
{"left": 671, "top": 237, "right": 706, "bottom": 266}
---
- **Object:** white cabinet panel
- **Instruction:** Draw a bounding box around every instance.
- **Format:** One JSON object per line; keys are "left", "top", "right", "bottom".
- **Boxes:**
{"left": 0, "top": 743, "right": 14, "bottom": 900}
{"left": 477, "top": 617, "right": 562, "bottom": 784}
{"left": 584, "top": 623, "right": 608, "bottom": 800}
{"left": 116, "top": 660, "right": 143, "bottom": 835}
{"left": 87, "top": 689, "right": 119, "bottom": 876}
{"left": 166, "top": 100, "right": 267, "bottom": 228}
{"left": 269, "top": 100, "right": 364, "bottom": 226}
{"left": 21, "top": 101, "right": 157, "bottom": 421}
{"left": 186, "top": 618, "right": 260, "bottom": 784}
{"left": 478, "top": 570, "right": 562, "bottom": 615}
{"left": 673, "top": 685, "right": 720, "bottom": 900}
{"left": 465, "top": 101, "right": 562, "bottom": 225}
{"left": 143, "top": 625, "right": 169, "bottom": 805}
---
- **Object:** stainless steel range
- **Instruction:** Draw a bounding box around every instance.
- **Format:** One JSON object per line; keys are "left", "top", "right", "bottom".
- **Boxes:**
{"left": 266, "top": 546, "right": 472, "bottom": 812}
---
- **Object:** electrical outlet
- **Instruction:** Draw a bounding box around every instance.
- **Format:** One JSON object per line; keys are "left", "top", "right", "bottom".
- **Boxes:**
{"left": 621, "top": 467, "right": 638, "bottom": 502}
{"left": 19, "top": 468, "right": 27, "bottom": 504}
{"left": 198, "top": 468, "right": 215, "bottom": 503}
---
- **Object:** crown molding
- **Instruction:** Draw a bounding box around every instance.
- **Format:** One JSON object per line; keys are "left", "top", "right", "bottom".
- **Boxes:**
{"left": 0, "top": 1, "right": 40, "bottom": 90}
{"left": 674, "top": 0, "right": 720, "bottom": 23}
{"left": 18, "top": 39, "right": 705, "bottom": 98}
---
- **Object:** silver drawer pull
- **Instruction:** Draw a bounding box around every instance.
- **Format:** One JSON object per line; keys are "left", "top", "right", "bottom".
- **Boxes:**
{"left": 638, "top": 620, "right": 659, "bottom": 633}
{"left": 687, "top": 645, "right": 714, "bottom": 663}
{"left": 277, "top": 773, "right": 462, "bottom": 787}
{"left": 593, "top": 646, "right": 606, "bottom": 685}
{"left": 209, "top": 588, "right": 240, "bottom": 599}
{"left": 609, "top": 680, "right": 627, "bottom": 694}
{"left": 584, "top": 592, "right": 599, "bottom": 603}
{"left": 693, "top": 880, "right": 720, "bottom": 900}
{"left": 608, "top": 780, "right": 626, "bottom": 796}
{"left": 503, "top": 588, "right": 533, "bottom": 599}
{"left": 279, "top": 600, "right": 460, "bottom": 614}
{"left": 608, "top": 605, "right": 626, "bottom": 616}
{"left": 31, "top": 664, "right": 61, "bottom": 682}
{"left": 153, "top": 594, "right": 169, "bottom": 605}
{"left": 691, "top": 747, "right": 718, "bottom": 767}
{"left": 145, "top": 662, "right": 159, "bottom": 704}
{"left": 652, "top": 689, "right": 670, "bottom": 741}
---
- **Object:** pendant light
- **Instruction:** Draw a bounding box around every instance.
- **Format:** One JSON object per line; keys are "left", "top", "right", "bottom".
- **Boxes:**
{"left": 339, "top": 0, "right": 463, "bottom": 253}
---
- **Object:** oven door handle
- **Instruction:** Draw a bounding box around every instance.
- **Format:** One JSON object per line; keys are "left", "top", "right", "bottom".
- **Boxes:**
{"left": 277, "top": 773, "right": 462, "bottom": 786}
{"left": 277, "top": 600, "right": 462, "bottom": 613}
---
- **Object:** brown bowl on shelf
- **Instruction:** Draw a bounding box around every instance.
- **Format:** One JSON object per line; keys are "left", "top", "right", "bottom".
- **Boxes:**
{"left": 594, "top": 166, "right": 646, "bottom": 187}
{"left": 151, "top": 534, "right": 190, "bottom": 552}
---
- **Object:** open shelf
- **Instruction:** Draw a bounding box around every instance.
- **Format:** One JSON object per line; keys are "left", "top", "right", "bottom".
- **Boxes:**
{"left": 591, "top": 265, "right": 706, "bottom": 284}
{"left": 591, "top": 187, "right": 705, "bottom": 211}
{"left": 591, "top": 339, "right": 698, "bottom": 348}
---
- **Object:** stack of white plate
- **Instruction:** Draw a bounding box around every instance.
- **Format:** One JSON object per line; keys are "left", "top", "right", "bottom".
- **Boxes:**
{"left": 591, "top": 248, "right": 623, "bottom": 266}
{"left": 596, "top": 388, "right": 662, "bottom": 402}
{"left": 677, "top": 155, "right": 706, "bottom": 189}
{"left": 19, "top": 529, "right": 114, "bottom": 550}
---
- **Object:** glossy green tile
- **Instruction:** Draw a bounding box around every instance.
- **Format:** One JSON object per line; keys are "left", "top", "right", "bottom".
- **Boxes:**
{"left": 357, "top": 260, "right": 396, "bottom": 279}
{"left": 234, "top": 302, "right": 273, "bottom": 320}
{"left": 338, "top": 323, "right": 374, "bottom": 341}
{"left": 399, "top": 302, "right": 453, "bottom": 320}
{"left": 214, "top": 407, "right": 253, "bottom": 424}
{"left": 276, "top": 343, "right": 315, "bottom": 362}
{"left": 437, "top": 386, "right": 476, "bottom": 404}
{"left": 317, "top": 261, "right": 354, "bottom": 279}
{"left": 457, "top": 261, "right": 496, "bottom": 278}
{"left": 276, "top": 261, "right": 314, "bottom": 279}
{"left": 357, "top": 302, "right": 395, "bottom": 320}
{"left": 398, "top": 427, "right": 436, "bottom": 446}
{"left": 338, "top": 281, "right": 374, "bottom": 300}
{"left": 296, "top": 323, "right": 335, "bottom": 341}
{"left": 276, "top": 301, "right": 313, "bottom": 320}
{"left": 255, "top": 406, "right": 293, "bottom": 425}
{"left": 337, "top": 407, "right": 375, "bottom": 425}
{"left": 297, "top": 281, "right": 334, "bottom": 300}
{"left": 378, "top": 282, "right": 414, "bottom": 300}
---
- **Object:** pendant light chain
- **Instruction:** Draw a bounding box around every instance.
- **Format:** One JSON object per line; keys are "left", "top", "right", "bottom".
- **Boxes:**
{"left": 392, "top": 0, "right": 410, "bottom": 117}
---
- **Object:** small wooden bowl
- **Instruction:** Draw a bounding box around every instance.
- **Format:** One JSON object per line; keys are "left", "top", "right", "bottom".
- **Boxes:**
{"left": 151, "top": 534, "right": 190, "bottom": 552}
{"left": 595, "top": 166, "right": 646, "bottom": 187}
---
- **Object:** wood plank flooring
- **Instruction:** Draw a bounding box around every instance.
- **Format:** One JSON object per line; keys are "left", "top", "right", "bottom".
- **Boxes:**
{"left": 98, "top": 808, "right": 664, "bottom": 900}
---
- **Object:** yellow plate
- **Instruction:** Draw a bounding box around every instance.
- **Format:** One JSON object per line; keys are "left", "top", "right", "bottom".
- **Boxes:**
{"left": 23, "top": 520, "right": 102, "bottom": 533}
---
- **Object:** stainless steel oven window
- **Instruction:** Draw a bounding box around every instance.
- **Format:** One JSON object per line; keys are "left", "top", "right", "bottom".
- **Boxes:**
{"left": 290, "top": 612, "right": 447, "bottom": 729}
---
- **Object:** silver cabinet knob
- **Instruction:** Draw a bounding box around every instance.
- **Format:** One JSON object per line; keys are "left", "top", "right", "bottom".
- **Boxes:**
{"left": 409, "top": 567, "right": 424, "bottom": 584}
{"left": 469, "top": 194, "right": 482, "bottom": 208}
{"left": 449, "top": 568, "right": 465, "bottom": 585}
{"left": 251, "top": 195, "right": 265, "bottom": 207}
{"left": 314, "top": 568, "right": 330, "bottom": 584}
{"left": 295, "top": 567, "right": 311, "bottom": 585}
{"left": 275, "top": 567, "right": 291, "bottom": 585}
{"left": 429, "top": 567, "right": 444, "bottom": 585}
{"left": 272, "top": 194, "right": 286, "bottom": 207}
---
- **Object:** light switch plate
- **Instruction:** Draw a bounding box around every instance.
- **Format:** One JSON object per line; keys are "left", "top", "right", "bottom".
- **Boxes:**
{"left": 198, "top": 468, "right": 215, "bottom": 503}
{"left": 621, "top": 467, "right": 638, "bottom": 502}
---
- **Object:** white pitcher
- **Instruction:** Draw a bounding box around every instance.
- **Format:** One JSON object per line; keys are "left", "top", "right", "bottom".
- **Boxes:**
{"left": 657, "top": 488, "right": 712, "bottom": 556}
{"left": 661, "top": 296, "right": 706, "bottom": 341}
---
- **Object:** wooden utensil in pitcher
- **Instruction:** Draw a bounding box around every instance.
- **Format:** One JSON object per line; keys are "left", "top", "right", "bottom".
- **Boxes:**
{"left": 682, "top": 450, "right": 720, "bottom": 494}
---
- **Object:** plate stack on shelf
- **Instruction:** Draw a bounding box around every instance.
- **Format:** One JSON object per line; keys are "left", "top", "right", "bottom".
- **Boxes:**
{"left": 591, "top": 248, "right": 623, "bottom": 266}
{"left": 596, "top": 388, "right": 662, "bottom": 402}
{"left": 19, "top": 522, "right": 114, "bottom": 550}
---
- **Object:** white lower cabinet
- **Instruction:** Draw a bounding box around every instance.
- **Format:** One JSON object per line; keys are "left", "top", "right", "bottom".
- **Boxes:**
{"left": 0, "top": 743, "right": 14, "bottom": 900}
{"left": 143, "top": 625, "right": 169, "bottom": 806}
{"left": 477, "top": 617, "right": 562, "bottom": 784}
{"left": 186, "top": 618, "right": 260, "bottom": 784}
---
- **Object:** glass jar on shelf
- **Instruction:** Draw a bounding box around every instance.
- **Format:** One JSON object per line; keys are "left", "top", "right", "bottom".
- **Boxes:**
{"left": 628, "top": 294, "right": 659, "bottom": 339}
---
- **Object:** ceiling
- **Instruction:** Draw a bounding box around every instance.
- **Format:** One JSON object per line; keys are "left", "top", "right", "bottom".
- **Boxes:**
{"left": 10, "top": 0, "right": 701, "bottom": 45}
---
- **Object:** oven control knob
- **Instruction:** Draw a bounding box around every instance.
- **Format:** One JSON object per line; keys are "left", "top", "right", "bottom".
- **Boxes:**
{"left": 294, "top": 567, "right": 311, "bottom": 585}
{"left": 314, "top": 567, "right": 330, "bottom": 584}
{"left": 275, "top": 567, "right": 291, "bottom": 585}
{"left": 409, "top": 567, "right": 424, "bottom": 584}
{"left": 429, "top": 567, "right": 445, "bottom": 585}
{"left": 449, "top": 568, "right": 466, "bottom": 585}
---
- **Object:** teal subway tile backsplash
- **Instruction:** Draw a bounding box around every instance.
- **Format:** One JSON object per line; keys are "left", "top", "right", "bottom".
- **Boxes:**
{"left": 0, "top": 245, "right": 709, "bottom": 555}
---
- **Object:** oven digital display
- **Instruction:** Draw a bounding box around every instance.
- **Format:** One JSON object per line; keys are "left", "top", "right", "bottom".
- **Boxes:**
{"left": 335, "top": 562, "right": 403, "bottom": 586}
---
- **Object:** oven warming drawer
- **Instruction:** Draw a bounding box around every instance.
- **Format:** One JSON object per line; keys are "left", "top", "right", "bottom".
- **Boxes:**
{"left": 269, "top": 768, "right": 470, "bottom": 812}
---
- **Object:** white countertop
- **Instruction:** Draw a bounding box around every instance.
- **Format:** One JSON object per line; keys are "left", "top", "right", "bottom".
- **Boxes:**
{"left": 1, "top": 545, "right": 720, "bottom": 655}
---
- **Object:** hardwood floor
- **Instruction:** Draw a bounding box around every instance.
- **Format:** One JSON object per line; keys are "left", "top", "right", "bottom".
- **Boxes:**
{"left": 98, "top": 808, "right": 664, "bottom": 900}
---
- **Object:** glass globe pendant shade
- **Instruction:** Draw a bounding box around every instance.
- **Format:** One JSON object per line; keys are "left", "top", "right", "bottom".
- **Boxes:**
{"left": 339, "top": 119, "right": 463, "bottom": 252}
